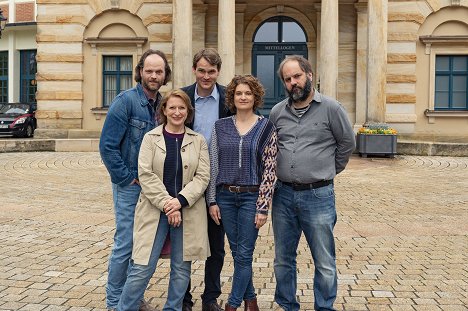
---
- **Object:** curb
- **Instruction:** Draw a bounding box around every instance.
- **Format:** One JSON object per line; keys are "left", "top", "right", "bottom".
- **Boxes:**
{"left": 397, "top": 140, "right": 468, "bottom": 157}
{"left": 0, "top": 138, "right": 99, "bottom": 153}
{"left": 1, "top": 138, "right": 468, "bottom": 156}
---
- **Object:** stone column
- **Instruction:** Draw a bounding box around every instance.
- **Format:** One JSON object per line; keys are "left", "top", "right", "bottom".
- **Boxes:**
{"left": 7, "top": 36, "right": 18, "bottom": 102}
{"left": 7, "top": 0, "right": 17, "bottom": 102}
{"left": 319, "top": 0, "right": 338, "bottom": 97}
{"left": 172, "top": 0, "right": 192, "bottom": 88}
{"left": 235, "top": 4, "right": 246, "bottom": 75}
{"left": 314, "top": 3, "right": 321, "bottom": 88}
{"left": 367, "top": 0, "right": 388, "bottom": 123}
{"left": 218, "top": 0, "right": 235, "bottom": 85}
{"left": 192, "top": 5, "right": 207, "bottom": 55}
{"left": 354, "top": 1, "right": 368, "bottom": 130}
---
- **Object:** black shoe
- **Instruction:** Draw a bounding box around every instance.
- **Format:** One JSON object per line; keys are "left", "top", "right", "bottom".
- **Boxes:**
{"left": 182, "top": 302, "right": 193, "bottom": 311}
{"left": 202, "top": 302, "right": 224, "bottom": 311}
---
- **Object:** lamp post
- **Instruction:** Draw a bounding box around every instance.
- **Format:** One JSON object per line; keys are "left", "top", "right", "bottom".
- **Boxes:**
{"left": 0, "top": 8, "right": 7, "bottom": 39}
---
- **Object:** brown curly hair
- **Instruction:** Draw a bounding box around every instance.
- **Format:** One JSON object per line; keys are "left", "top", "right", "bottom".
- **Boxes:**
{"left": 225, "top": 75, "right": 265, "bottom": 113}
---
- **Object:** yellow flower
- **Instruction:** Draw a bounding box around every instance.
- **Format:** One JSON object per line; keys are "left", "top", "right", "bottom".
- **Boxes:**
{"left": 358, "top": 126, "right": 397, "bottom": 135}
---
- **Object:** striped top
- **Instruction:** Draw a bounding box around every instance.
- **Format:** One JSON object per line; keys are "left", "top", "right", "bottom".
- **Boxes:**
{"left": 207, "top": 115, "right": 278, "bottom": 214}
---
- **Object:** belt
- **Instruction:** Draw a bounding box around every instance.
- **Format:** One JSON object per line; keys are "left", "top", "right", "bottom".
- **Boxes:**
{"left": 281, "top": 179, "right": 333, "bottom": 191}
{"left": 222, "top": 185, "right": 260, "bottom": 193}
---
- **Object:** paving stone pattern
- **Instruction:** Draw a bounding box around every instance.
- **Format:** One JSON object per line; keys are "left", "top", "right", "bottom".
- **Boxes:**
{"left": 0, "top": 152, "right": 466, "bottom": 311}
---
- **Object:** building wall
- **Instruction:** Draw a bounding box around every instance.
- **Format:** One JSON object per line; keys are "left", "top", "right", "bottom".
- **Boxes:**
{"left": 15, "top": 1, "right": 35, "bottom": 22}
{"left": 388, "top": 0, "right": 468, "bottom": 137}
{"left": 32, "top": 0, "right": 468, "bottom": 139}
{"left": 414, "top": 5, "right": 468, "bottom": 138}
{"left": 35, "top": 0, "right": 174, "bottom": 137}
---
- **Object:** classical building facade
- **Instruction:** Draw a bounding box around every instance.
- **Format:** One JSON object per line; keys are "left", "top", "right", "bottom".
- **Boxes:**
{"left": 29, "top": 0, "right": 468, "bottom": 139}
{"left": 0, "top": 0, "right": 37, "bottom": 105}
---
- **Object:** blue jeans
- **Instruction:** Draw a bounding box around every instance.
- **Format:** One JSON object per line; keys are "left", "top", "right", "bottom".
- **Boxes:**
{"left": 272, "top": 181, "right": 337, "bottom": 311}
{"left": 117, "top": 213, "right": 191, "bottom": 311}
{"left": 106, "top": 183, "right": 141, "bottom": 308}
{"left": 217, "top": 188, "right": 259, "bottom": 308}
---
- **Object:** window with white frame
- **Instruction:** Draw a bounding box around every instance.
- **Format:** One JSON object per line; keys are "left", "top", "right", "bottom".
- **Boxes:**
{"left": 102, "top": 55, "right": 133, "bottom": 107}
{"left": 434, "top": 55, "right": 468, "bottom": 110}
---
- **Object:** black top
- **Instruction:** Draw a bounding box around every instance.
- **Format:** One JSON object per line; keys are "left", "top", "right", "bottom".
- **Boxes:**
{"left": 163, "top": 127, "right": 189, "bottom": 207}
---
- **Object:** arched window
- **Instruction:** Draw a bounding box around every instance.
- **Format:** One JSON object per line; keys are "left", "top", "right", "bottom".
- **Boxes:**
{"left": 254, "top": 16, "right": 307, "bottom": 43}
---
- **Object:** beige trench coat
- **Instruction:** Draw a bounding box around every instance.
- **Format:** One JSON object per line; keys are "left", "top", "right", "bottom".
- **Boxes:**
{"left": 132, "top": 125, "right": 211, "bottom": 265}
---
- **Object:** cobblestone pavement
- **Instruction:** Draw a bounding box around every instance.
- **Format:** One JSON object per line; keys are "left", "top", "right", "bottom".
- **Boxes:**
{"left": 0, "top": 152, "right": 467, "bottom": 311}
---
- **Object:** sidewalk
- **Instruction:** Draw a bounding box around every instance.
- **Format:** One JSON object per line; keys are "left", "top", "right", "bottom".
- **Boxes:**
{"left": 0, "top": 152, "right": 467, "bottom": 311}
{"left": 2, "top": 137, "right": 468, "bottom": 156}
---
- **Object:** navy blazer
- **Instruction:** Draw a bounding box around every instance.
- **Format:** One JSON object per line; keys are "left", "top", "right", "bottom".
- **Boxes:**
{"left": 181, "top": 83, "right": 231, "bottom": 130}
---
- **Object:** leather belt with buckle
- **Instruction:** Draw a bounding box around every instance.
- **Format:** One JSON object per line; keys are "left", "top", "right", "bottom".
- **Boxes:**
{"left": 281, "top": 179, "right": 333, "bottom": 191}
{"left": 222, "top": 185, "right": 260, "bottom": 193}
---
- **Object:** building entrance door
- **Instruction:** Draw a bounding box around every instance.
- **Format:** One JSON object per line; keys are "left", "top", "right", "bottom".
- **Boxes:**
{"left": 252, "top": 16, "right": 308, "bottom": 115}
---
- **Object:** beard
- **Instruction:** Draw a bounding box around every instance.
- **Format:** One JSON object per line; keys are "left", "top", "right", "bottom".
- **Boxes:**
{"left": 287, "top": 78, "right": 312, "bottom": 103}
{"left": 142, "top": 78, "right": 163, "bottom": 92}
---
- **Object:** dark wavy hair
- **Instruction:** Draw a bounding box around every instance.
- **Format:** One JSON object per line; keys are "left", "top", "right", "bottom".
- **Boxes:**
{"left": 277, "top": 55, "right": 313, "bottom": 82}
{"left": 225, "top": 75, "right": 265, "bottom": 113}
{"left": 134, "top": 49, "right": 172, "bottom": 85}
{"left": 157, "top": 89, "right": 194, "bottom": 125}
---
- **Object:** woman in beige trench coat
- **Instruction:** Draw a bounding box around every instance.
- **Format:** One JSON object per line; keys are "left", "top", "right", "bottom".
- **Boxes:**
{"left": 116, "top": 89, "right": 210, "bottom": 311}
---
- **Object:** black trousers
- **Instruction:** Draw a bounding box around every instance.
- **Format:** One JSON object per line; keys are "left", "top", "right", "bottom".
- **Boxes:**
{"left": 184, "top": 212, "right": 226, "bottom": 306}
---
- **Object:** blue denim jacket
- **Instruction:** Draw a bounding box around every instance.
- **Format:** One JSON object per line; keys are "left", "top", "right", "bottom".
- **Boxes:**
{"left": 99, "top": 83, "right": 159, "bottom": 186}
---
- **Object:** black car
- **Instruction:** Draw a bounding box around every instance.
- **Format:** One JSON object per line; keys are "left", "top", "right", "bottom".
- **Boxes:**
{"left": 0, "top": 103, "right": 37, "bottom": 138}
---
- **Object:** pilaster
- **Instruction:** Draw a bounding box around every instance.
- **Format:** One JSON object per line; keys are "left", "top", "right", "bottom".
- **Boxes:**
{"left": 172, "top": 0, "right": 192, "bottom": 88}
{"left": 367, "top": 0, "right": 388, "bottom": 123}
{"left": 218, "top": 0, "right": 235, "bottom": 85}
{"left": 354, "top": 1, "right": 368, "bottom": 130}
{"left": 319, "top": 0, "right": 338, "bottom": 97}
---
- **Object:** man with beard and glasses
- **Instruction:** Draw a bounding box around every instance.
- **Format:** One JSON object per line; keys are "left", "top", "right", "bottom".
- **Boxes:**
{"left": 100, "top": 49, "right": 171, "bottom": 311}
{"left": 269, "top": 55, "right": 355, "bottom": 311}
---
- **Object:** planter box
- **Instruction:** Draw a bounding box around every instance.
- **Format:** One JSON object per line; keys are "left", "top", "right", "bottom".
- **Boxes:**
{"left": 357, "top": 133, "right": 397, "bottom": 158}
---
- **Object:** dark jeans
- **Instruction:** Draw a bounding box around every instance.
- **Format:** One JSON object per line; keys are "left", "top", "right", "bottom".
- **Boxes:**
{"left": 184, "top": 208, "right": 225, "bottom": 306}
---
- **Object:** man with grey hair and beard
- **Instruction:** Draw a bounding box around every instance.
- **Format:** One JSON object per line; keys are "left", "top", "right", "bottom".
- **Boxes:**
{"left": 269, "top": 55, "right": 355, "bottom": 311}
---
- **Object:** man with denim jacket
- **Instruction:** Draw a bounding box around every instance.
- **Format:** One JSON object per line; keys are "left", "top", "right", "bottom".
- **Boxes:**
{"left": 99, "top": 49, "right": 171, "bottom": 311}
{"left": 270, "top": 55, "right": 355, "bottom": 311}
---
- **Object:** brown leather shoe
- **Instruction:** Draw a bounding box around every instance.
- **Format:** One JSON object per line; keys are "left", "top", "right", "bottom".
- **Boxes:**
{"left": 139, "top": 299, "right": 158, "bottom": 311}
{"left": 202, "top": 302, "right": 224, "bottom": 311}
{"left": 244, "top": 298, "right": 259, "bottom": 311}
{"left": 224, "top": 303, "right": 237, "bottom": 311}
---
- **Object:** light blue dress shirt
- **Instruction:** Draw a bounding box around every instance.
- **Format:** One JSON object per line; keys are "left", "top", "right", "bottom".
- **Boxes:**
{"left": 193, "top": 85, "right": 220, "bottom": 145}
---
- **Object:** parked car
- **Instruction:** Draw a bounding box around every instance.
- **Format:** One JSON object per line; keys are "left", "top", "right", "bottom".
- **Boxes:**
{"left": 0, "top": 103, "right": 37, "bottom": 138}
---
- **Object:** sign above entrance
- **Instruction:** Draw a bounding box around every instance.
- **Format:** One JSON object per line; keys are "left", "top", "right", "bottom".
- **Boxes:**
{"left": 255, "top": 45, "right": 307, "bottom": 52}
{"left": 264, "top": 45, "right": 296, "bottom": 51}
